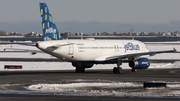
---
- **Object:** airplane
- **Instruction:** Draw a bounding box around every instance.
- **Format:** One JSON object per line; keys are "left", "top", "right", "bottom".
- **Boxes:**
{"left": 36, "top": 3, "right": 177, "bottom": 73}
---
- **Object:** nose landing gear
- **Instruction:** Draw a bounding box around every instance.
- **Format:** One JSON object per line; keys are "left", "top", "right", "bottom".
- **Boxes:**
{"left": 113, "top": 67, "right": 123, "bottom": 74}
{"left": 113, "top": 59, "right": 123, "bottom": 74}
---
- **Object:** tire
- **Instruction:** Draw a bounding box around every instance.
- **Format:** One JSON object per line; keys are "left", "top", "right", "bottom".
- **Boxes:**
{"left": 76, "top": 67, "right": 80, "bottom": 73}
{"left": 113, "top": 67, "right": 118, "bottom": 73}
{"left": 76, "top": 67, "right": 85, "bottom": 73}
{"left": 118, "top": 67, "right": 123, "bottom": 74}
{"left": 80, "top": 67, "right": 85, "bottom": 73}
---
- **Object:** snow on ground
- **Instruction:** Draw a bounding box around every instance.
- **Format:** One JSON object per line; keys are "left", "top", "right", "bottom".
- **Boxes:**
{"left": 25, "top": 81, "right": 180, "bottom": 97}
{"left": 0, "top": 43, "right": 179, "bottom": 71}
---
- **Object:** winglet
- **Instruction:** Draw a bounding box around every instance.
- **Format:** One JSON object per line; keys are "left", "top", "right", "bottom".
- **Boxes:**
{"left": 173, "top": 47, "right": 177, "bottom": 53}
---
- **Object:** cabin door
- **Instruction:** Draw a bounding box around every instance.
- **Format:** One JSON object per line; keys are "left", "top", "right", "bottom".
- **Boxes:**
{"left": 68, "top": 42, "right": 74, "bottom": 55}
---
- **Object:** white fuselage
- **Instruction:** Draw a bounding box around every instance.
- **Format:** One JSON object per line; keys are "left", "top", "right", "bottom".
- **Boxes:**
{"left": 37, "top": 39, "right": 149, "bottom": 63}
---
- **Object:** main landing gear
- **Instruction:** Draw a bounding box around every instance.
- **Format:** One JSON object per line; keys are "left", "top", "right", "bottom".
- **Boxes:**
{"left": 113, "top": 59, "right": 123, "bottom": 74}
{"left": 75, "top": 64, "right": 85, "bottom": 73}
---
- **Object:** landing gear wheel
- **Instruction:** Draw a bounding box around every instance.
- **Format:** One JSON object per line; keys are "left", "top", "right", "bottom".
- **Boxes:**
{"left": 80, "top": 67, "right": 85, "bottom": 73}
{"left": 118, "top": 67, "right": 123, "bottom": 74}
{"left": 76, "top": 67, "right": 80, "bottom": 73}
{"left": 113, "top": 67, "right": 123, "bottom": 74}
{"left": 76, "top": 67, "right": 85, "bottom": 73}
{"left": 132, "top": 68, "right": 136, "bottom": 72}
{"left": 113, "top": 67, "right": 118, "bottom": 73}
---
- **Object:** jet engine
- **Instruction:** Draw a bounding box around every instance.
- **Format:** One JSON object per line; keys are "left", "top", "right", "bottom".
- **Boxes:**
{"left": 72, "top": 62, "right": 94, "bottom": 68}
{"left": 129, "top": 58, "right": 150, "bottom": 69}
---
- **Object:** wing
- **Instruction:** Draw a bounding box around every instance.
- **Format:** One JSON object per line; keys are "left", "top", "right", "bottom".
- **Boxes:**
{"left": 2, "top": 43, "right": 75, "bottom": 55}
{"left": 104, "top": 48, "right": 177, "bottom": 61}
{"left": 3, "top": 48, "right": 44, "bottom": 55}
{"left": 1, "top": 42, "right": 42, "bottom": 55}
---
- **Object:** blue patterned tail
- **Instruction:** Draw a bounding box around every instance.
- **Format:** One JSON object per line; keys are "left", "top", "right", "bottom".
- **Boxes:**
{"left": 39, "top": 3, "right": 63, "bottom": 41}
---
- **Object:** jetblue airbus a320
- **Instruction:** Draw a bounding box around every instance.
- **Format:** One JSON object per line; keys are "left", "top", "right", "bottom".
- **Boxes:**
{"left": 37, "top": 3, "right": 176, "bottom": 73}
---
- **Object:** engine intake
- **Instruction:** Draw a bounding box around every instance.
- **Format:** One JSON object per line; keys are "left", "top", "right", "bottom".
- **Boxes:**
{"left": 129, "top": 58, "right": 150, "bottom": 69}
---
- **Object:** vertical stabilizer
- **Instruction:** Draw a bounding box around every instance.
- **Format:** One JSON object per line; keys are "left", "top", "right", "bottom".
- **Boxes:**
{"left": 39, "top": 3, "right": 63, "bottom": 41}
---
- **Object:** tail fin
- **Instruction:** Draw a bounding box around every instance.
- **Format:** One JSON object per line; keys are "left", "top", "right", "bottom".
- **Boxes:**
{"left": 39, "top": 3, "right": 63, "bottom": 41}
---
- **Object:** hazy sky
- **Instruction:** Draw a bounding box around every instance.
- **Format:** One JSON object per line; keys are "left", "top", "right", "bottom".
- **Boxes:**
{"left": 0, "top": 0, "right": 180, "bottom": 24}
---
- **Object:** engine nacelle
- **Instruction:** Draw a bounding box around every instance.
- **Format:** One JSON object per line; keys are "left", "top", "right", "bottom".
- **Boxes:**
{"left": 72, "top": 62, "right": 94, "bottom": 68}
{"left": 129, "top": 58, "right": 150, "bottom": 69}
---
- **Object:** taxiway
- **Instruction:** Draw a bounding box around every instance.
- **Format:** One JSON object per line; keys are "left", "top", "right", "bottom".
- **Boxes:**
{"left": 0, "top": 69, "right": 180, "bottom": 100}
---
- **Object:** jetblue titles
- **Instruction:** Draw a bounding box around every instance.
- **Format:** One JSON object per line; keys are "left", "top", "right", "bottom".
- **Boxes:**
{"left": 46, "top": 27, "right": 56, "bottom": 34}
{"left": 124, "top": 42, "right": 140, "bottom": 52}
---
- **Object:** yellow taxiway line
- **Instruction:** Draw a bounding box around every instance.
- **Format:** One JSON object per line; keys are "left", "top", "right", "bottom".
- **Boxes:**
{"left": 1, "top": 85, "right": 16, "bottom": 91}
